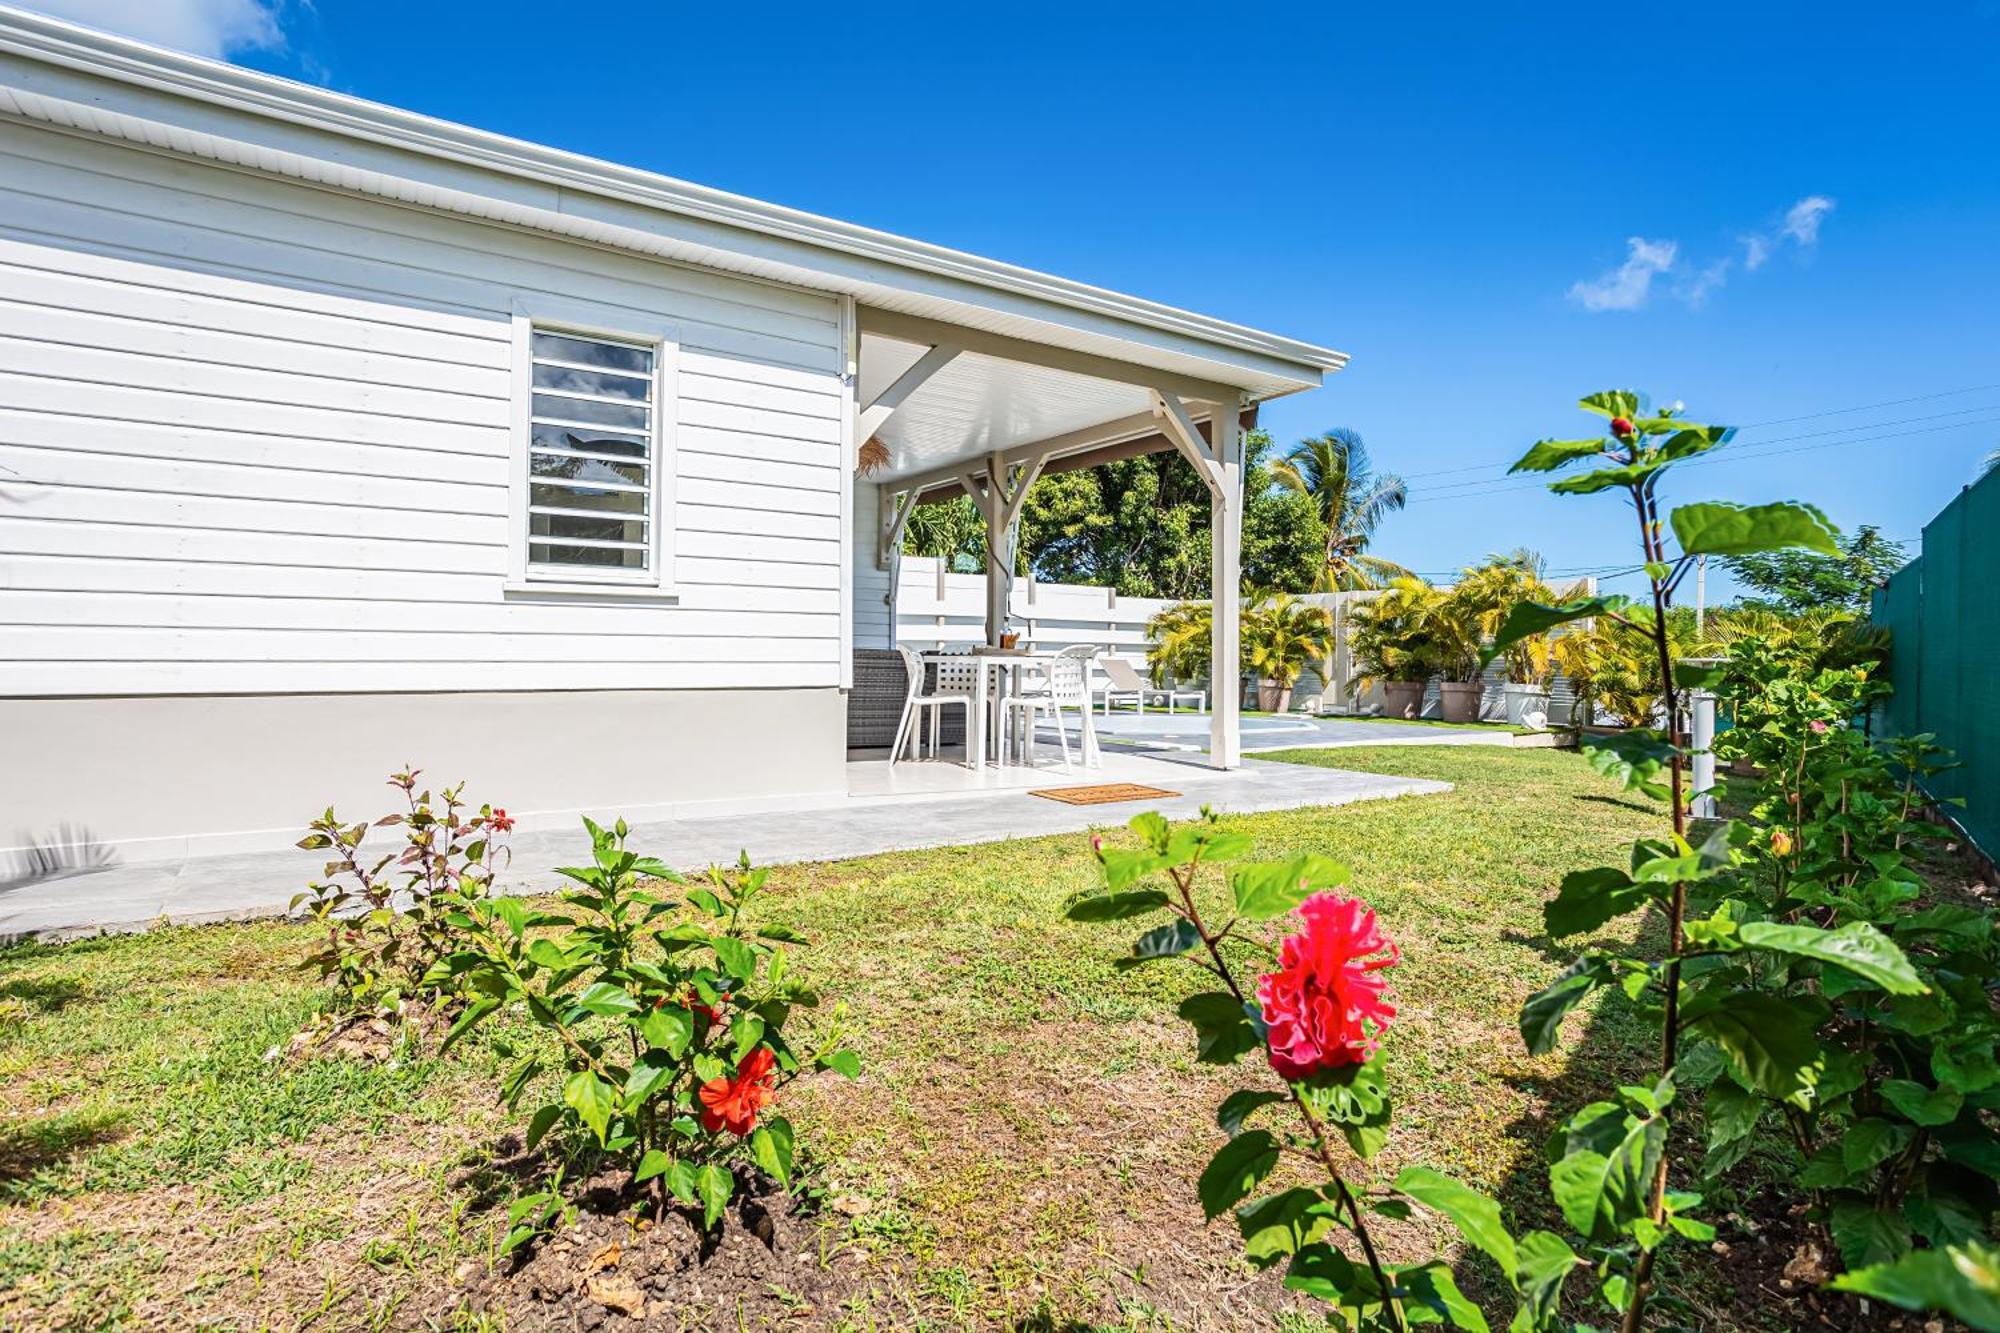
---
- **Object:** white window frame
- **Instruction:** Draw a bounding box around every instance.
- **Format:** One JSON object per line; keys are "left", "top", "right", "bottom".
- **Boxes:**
{"left": 505, "top": 298, "right": 679, "bottom": 597}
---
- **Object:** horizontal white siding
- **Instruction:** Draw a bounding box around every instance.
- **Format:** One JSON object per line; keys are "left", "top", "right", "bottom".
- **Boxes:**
{"left": 852, "top": 483, "right": 892, "bottom": 647}
{"left": 0, "top": 121, "right": 848, "bottom": 695}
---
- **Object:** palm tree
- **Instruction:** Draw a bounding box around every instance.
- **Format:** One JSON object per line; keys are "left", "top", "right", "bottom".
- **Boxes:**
{"left": 1984, "top": 447, "right": 1999, "bottom": 478}
{"left": 1269, "top": 429, "right": 1411, "bottom": 591}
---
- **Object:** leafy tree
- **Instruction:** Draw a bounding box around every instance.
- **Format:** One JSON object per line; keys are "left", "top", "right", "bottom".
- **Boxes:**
{"left": 903, "top": 429, "right": 1341, "bottom": 599}
{"left": 1270, "top": 428, "right": 1412, "bottom": 591}
{"left": 1723, "top": 524, "right": 1906, "bottom": 615}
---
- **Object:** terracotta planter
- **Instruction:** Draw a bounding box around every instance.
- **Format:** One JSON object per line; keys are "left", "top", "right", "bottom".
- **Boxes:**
{"left": 1257, "top": 679, "right": 1294, "bottom": 713}
{"left": 1438, "top": 680, "right": 1483, "bottom": 723}
{"left": 1382, "top": 680, "right": 1426, "bottom": 720}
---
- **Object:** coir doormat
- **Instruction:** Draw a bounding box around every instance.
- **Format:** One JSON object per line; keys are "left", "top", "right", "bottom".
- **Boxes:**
{"left": 1029, "top": 783, "right": 1180, "bottom": 806}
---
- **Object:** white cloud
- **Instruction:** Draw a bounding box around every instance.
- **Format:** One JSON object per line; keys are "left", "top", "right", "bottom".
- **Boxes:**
{"left": 1569, "top": 194, "right": 1836, "bottom": 312}
{"left": 1567, "top": 237, "right": 1678, "bottom": 312}
{"left": 20, "top": 0, "right": 284, "bottom": 59}
{"left": 1679, "top": 257, "right": 1733, "bottom": 307}
{"left": 1782, "top": 194, "right": 1835, "bottom": 247}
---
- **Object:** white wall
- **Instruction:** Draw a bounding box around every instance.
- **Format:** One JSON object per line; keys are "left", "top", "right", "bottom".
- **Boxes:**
{"left": 851, "top": 483, "right": 893, "bottom": 648}
{"left": 0, "top": 120, "right": 847, "bottom": 695}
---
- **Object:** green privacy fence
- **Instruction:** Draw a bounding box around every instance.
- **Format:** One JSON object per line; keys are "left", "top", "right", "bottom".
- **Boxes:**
{"left": 1871, "top": 467, "right": 2000, "bottom": 858}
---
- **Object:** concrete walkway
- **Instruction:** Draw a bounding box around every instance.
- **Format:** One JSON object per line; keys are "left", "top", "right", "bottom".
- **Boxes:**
{"left": 1086, "top": 711, "right": 1529, "bottom": 753}
{"left": 0, "top": 753, "right": 1448, "bottom": 942}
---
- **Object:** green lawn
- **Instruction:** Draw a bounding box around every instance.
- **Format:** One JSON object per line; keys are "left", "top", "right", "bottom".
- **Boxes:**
{"left": 0, "top": 746, "right": 1665, "bottom": 1331}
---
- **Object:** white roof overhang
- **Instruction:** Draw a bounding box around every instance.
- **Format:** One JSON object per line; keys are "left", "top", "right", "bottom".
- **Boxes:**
{"left": 0, "top": 8, "right": 1346, "bottom": 412}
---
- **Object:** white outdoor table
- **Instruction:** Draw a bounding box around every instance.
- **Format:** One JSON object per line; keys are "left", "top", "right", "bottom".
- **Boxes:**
{"left": 920, "top": 647, "right": 1063, "bottom": 771}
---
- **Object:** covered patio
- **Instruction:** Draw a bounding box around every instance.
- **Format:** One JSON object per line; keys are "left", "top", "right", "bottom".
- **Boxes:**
{"left": 847, "top": 305, "right": 1344, "bottom": 785}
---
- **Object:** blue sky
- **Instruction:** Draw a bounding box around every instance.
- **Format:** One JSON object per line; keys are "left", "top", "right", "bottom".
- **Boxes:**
{"left": 29, "top": 1, "right": 2000, "bottom": 599}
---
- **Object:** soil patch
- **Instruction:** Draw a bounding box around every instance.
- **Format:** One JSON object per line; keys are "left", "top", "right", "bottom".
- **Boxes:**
{"left": 455, "top": 1167, "right": 867, "bottom": 1329}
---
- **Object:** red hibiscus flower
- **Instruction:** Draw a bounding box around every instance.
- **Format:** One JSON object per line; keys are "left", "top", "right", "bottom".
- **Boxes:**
{"left": 1610, "top": 416, "right": 1635, "bottom": 438}
{"left": 699, "top": 1048, "right": 776, "bottom": 1136}
{"left": 1256, "top": 893, "right": 1400, "bottom": 1080}
{"left": 487, "top": 807, "right": 515, "bottom": 833}
{"left": 1809, "top": 720, "right": 1829, "bottom": 735}
{"left": 1770, "top": 829, "right": 1794, "bottom": 857}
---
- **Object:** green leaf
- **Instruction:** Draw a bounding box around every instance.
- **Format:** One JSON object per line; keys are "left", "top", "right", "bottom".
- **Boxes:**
{"left": 1881, "top": 1079, "right": 1965, "bottom": 1127}
{"left": 623, "top": 1050, "right": 676, "bottom": 1109}
{"left": 634, "top": 1148, "right": 674, "bottom": 1183}
{"left": 1235, "top": 1188, "right": 1338, "bottom": 1267}
{"left": 750, "top": 1117, "right": 795, "bottom": 1186}
{"left": 1737, "top": 921, "right": 1927, "bottom": 996}
{"left": 1178, "top": 991, "right": 1261, "bottom": 1065}
{"left": 1844, "top": 1119, "right": 1916, "bottom": 1176}
{"left": 1578, "top": 390, "right": 1642, "bottom": 421}
{"left": 1670, "top": 500, "right": 1840, "bottom": 558}
{"left": 1479, "top": 596, "right": 1642, "bottom": 668}
{"left": 1581, "top": 730, "right": 1675, "bottom": 801}
{"left": 1545, "top": 867, "right": 1655, "bottom": 939}
{"left": 575, "top": 981, "right": 640, "bottom": 1016}
{"left": 1549, "top": 1103, "right": 1664, "bottom": 1241}
{"left": 1121, "top": 919, "right": 1201, "bottom": 966}
{"left": 639, "top": 1003, "right": 694, "bottom": 1057}
{"left": 490, "top": 896, "right": 527, "bottom": 937}
{"left": 1400, "top": 1261, "right": 1491, "bottom": 1332}
{"left": 1065, "top": 889, "right": 1171, "bottom": 921}
{"left": 1549, "top": 459, "right": 1661, "bottom": 495}
{"left": 1282, "top": 1243, "right": 1379, "bottom": 1306}
{"left": 694, "top": 1162, "right": 733, "bottom": 1230}
{"left": 710, "top": 936, "right": 756, "bottom": 981}
{"left": 1393, "top": 1167, "right": 1517, "bottom": 1278}
{"left": 1097, "top": 849, "right": 1176, "bottom": 892}
{"left": 1128, "top": 811, "right": 1171, "bottom": 853}
{"left": 1519, "top": 953, "right": 1613, "bottom": 1056}
{"left": 1831, "top": 1241, "right": 2000, "bottom": 1329}
{"left": 1198, "top": 1131, "right": 1281, "bottom": 1220}
{"left": 1906, "top": 1166, "right": 1993, "bottom": 1248}
{"left": 1230, "top": 853, "right": 1350, "bottom": 920}
{"left": 563, "top": 1070, "right": 616, "bottom": 1145}
{"left": 1702, "top": 1078, "right": 1764, "bottom": 1174}
{"left": 1688, "top": 992, "right": 1823, "bottom": 1107}
{"left": 441, "top": 995, "right": 500, "bottom": 1053}
{"left": 524, "top": 1102, "right": 563, "bottom": 1151}
{"left": 818, "top": 1049, "right": 862, "bottom": 1078}
{"left": 1511, "top": 1230, "right": 1581, "bottom": 1327}
{"left": 1509, "top": 437, "right": 1610, "bottom": 475}
{"left": 1828, "top": 1194, "right": 1914, "bottom": 1269}
{"left": 1217, "top": 1090, "right": 1285, "bottom": 1137}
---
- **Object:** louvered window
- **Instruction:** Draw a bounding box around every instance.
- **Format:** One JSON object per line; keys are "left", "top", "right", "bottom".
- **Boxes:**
{"left": 523, "top": 329, "right": 659, "bottom": 578}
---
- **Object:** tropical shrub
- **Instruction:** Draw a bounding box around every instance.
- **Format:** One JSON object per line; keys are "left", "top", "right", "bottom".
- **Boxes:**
{"left": 431, "top": 817, "right": 859, "bottom": 1251}
{"left": 1697, "top": 636, "right": 2000, "bottom": 1281}
{"left": 1071, "top": 809, "right": 1639, "bottom": 1332}
{"left": 1484, "top": 391, "right": 1996, "bottom": 1327}
{"left": 1146, "top": 597, "right": 1212, "bottom": 686}
{"left": 1243, "top": 592, "right": 1337, "bottom": 692}
{"left": 1345, "top": 576, "right": 1443, "bottom": 688}
{"left": 293, "top": 767, "right": 513, "bottom": 1012}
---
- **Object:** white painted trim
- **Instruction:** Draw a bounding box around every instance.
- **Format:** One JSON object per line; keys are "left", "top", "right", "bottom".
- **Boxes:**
{"left": 837, "top": 293, "right": 857, "bottom": 690}
{"left": 508, "top": 294, "right": 680, "bottom": 594}
{"left": 0, "top": 9, "right": 1345, "bottom": 389}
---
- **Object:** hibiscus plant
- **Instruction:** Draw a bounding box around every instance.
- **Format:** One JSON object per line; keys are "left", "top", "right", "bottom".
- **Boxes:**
{"left": 293, "top": 767, "right": 514, "bottom": 1012}
{"left": 1073, "top": 808, "right": 1587, "bottom": 1332}
{"left": 429, "top": 816, "right": 860, "bottom": 1252}
{"left": 1484, "top": 392, "right": 1996, "bottom": 1328}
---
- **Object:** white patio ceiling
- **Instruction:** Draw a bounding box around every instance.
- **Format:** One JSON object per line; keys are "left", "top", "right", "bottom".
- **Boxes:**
{"left": 859, "top": 333, "right": 1158, "bottom": 486}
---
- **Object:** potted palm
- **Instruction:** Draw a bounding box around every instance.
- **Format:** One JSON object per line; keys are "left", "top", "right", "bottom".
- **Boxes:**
{"left": 1428, "top": 581, "right": 1489, "bottom": 723}
{"left": 1453, "top": 552, "right": 1572, "bottom": 728}
{"left": 1243, "top": 593, "right": 1336, "bottom": 713}
{"left": 1345, "top": 577, "right": 1439, "bottom": 718}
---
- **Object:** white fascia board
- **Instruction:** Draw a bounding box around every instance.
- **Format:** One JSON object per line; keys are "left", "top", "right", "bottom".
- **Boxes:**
{"left": 0, "top": 7, "right": 1346, "bottom": 397}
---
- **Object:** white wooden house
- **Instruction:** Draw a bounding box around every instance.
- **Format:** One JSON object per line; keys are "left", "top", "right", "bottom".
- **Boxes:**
{"left": 0, "top": 9, "right": 1344, "bottom": 865}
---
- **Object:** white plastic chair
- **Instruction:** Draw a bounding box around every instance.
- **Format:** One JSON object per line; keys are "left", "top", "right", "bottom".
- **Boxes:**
{"left": 891, "top": 647, "right": 973, "bottom": 767}
{"left": 1005, "top": 646, "right": 1100, "bottom": 770}
{"left": 1098, "top": 656, "right": 1206, "bottom": 715}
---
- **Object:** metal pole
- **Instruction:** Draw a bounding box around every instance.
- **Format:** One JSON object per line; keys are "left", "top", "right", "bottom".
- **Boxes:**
{"left": 1690, "top": 688, "right": 1717, "bottom": 819}
{"left": 1695, "top": 555, "right": 1707, "bottom": 635}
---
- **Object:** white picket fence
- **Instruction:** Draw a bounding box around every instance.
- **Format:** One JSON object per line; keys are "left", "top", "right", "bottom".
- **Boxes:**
{"left": 887, "top": 558, "right": 1594, "bottom": 723}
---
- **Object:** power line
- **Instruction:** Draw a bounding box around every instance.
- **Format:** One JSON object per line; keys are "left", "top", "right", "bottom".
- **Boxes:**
{"left": 1408, "top": 403, "right": 2000, "bottom": 497}
{"left": 1386, "top": 383, "right": 2000, "bottom": 485}
{"left": 1401, "top": 415, "right": 2000, "bottom": 507}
